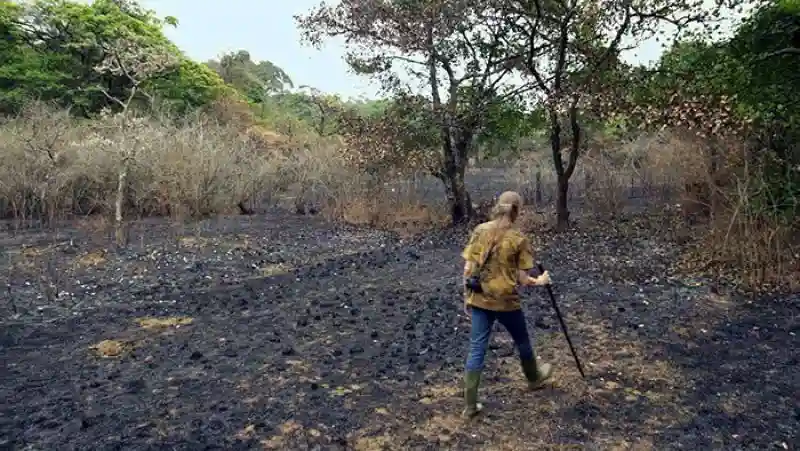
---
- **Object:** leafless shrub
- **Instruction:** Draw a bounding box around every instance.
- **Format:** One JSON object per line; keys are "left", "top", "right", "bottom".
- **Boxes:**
{"left": 506, "top": 126, "right": 798, "bottom": 291}
{"left": 701, "top": 146, "right": 799, "bottom": 291}
{"left": 507, "top": 152, "right": 556, "bottom": 208}
{"left": 0, "top": 101, "right": 446, "bottom": 238}
{"left": 0, "top": 106, "right": 288, "bottom": 224}
{"left": 0, "top": 103, "right": 89, "bottom": 225}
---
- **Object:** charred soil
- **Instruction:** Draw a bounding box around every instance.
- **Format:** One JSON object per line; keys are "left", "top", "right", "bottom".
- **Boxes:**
{"left": 0, "top": 209, "right": 797, "bottom": 450}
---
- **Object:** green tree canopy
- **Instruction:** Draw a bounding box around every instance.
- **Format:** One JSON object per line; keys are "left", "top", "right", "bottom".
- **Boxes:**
{"left": 0, "top": 0, "right": 227, "bottom": 116}
{"left": 206, "top": 50, "right": 294, "bottom": 104}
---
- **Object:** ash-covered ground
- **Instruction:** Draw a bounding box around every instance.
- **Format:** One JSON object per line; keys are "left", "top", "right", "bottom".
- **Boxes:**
{"left": 1, "top": 174, "right": 797, "bottom": 450}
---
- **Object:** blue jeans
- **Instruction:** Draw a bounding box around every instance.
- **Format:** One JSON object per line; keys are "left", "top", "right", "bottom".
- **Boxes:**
{"left": 465, "top": 306, "right": 534, "bottom": 372}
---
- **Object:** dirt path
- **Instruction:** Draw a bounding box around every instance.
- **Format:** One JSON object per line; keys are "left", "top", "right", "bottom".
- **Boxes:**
{"left": 1, "top": 211, "right": 797, "bottom": 450}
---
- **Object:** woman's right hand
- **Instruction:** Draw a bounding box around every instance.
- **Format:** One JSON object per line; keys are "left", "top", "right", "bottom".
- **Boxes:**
{"left": 535, "top": 270, "right": 551, "bottom": 286}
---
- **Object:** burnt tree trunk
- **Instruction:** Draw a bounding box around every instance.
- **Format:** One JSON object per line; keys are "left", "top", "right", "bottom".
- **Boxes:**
{"left": 443, "top": 167, "right": 472, "bottom": 224}
{"left": 438, "top": 132, "right": 473, "bottom": 224}
{"left": 535, "top": 169, "right": 543, "bottom": 205}
{"left": 549, "top": 103, "right": 580, "bottom": 232}
{"left": 556, "top": 173, "right": 569, "bottom": 228}
{"left": 427, "top": 33, "right": 474, "bottom": 226}
{"left": 237, "top": 201, "right": 254, "bottom": 215}
{"left": 446, "top": 133, "right": 473, "bottom": 224}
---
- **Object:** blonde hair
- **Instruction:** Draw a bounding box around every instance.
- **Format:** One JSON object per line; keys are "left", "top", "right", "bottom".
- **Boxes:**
{"left": 490, "top": 191, "right": 522, "bottom": 231}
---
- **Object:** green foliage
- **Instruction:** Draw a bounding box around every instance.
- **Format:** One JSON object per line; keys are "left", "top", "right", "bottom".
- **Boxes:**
{"left": 624, "top": 0, "right": 800, "bottom": 216}
{"left": 0, "top": 0, "right": 225, "bottom": 116}
{"left": 477, "top": 98, "right": 547, "bottom": 158}
{"left": 726, "top": 1, "right": 800, "bottom": 126}
{"left": 729, "top": 3, "right": 800, "bottom": 217}
{"left": 0, "top": 0, "right": 549, "bottom": 160}
{"left": 252, "top": 91, "right": 387, "bottom": 137}
{"left": 383, "top": 94, "right": 442, "bottom": 155}
{"left": 258, "top": 92, "right": 327, "bottom": 136}
{"left": 147, "top": 59, "right": 229, "bottom": 115}
{"left": 0, "top": 1, "right": 75, "bottom": 113}
{"left": 206, "top": 50, "right": 294, "bottom": 104}
{"left": 632, "top": 1, "right": 799, "bottom": 127}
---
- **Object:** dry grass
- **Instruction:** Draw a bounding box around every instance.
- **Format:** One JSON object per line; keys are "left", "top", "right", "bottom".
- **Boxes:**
{"left": 90, "top": 339, "right": 127, "bottom": 358}
{"left": 508, "top": 128, "right": 798, "bottom": 292}
{"left": 0, "top": 104, "right": 287, "bottom": 221}
{"left": 508, "top": 131, "right": 710, "bottom": 215}
{"left": 4, "top": 103, "right": 793, "bottom": 288}
{"left": 694, "top": 194, "right": 798, "bottom": 291}
{"left": 260, "top": 420, "right": 310, "bottom": 450}
{"left": 135, "top": 316, "right": 194, "bottom": 329}
{"left": 330, "top": 191, "right": 448, "bottom": 235}
{"left": 575, "top": 131, "right": 709, "bottom": 213}
{"left": 74, "top": 249, "right": 107, "bottom": 267}
{"left": 0, "top": 102, "right": 447, "bottom": 235}
{"left": 88, "top": 316, "right": 195, "bottom": 359}
{"left": 507, "top": 154, "right": 557, "bottom": 208}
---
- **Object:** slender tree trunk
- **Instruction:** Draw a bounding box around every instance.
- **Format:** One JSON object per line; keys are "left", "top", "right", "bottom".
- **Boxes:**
{"left": 424, "top": 28, "right": 476, "bottom": 225}
{"left": 440, "top": 137, "right": 473, "bottom": 224}
{"left": 549, "top": 107, "right": 568, "bottom": 231}
{"left": 115, "top": 158, "right": 129, "bottom": 246}
{"left": 535, "top": 169, "right": 542, "bottom": 205}
{"left": 708, "top": 139, "right": 720, "bottom": 219}
{"left": 549, "top": 104, "right": 581, "bottom": 232}
{"left": 556, "top": 174, "right": 569, "bottom": 230}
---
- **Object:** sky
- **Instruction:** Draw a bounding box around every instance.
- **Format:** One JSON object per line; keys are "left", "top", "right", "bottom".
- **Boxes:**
{"left": 138, "top": 0, "right": 381, "bottom": 99}
{"left": 135, "top": 0, "right": 741, "bottom": 100}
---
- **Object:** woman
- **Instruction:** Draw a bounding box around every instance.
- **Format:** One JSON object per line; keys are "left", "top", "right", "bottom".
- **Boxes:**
{"left": 460, "top": 190, "right": 553, "bottom": 419}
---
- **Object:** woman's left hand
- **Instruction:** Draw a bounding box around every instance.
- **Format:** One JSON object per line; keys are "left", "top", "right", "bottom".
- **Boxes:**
{"left": 463, "top": 302, "right": 472, "bottom": 318}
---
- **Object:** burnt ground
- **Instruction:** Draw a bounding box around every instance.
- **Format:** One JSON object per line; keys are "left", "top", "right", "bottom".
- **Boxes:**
{"left": 0, "top": 188, "right": 798, "bottom": 450}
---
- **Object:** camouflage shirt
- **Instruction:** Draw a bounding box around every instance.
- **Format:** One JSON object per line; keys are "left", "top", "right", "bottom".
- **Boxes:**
{"left": 461, "top": 221, "right": 535, "bottom": 312}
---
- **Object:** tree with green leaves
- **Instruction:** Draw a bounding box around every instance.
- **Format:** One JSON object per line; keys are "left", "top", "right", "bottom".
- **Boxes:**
{"left": 0, "top": 0, "right": 225, "bottom": 116}
{"left": 499, "top": 0, "right": 751, "bottom": 230}
{"left": 621, "top": 0, "right": 799, "bottom": 217}
{"left": 296, "top": 0, "right": 529, "bottom": 223}
{"left": 474, "top": 97, "right": 545, "bottom": 160}
{"left": 295, "top": 86, "right": 345, "bottom": 136}
{"left": 206, "top": 50, "right": 294, "bottom": 104}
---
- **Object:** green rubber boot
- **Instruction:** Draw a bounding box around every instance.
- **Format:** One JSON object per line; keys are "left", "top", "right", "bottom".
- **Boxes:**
{"left": 521, "top": 358, "right": 553, "bottom": 390}
{"left": 461, "top": 371, "right": 483, "bottom": 419}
